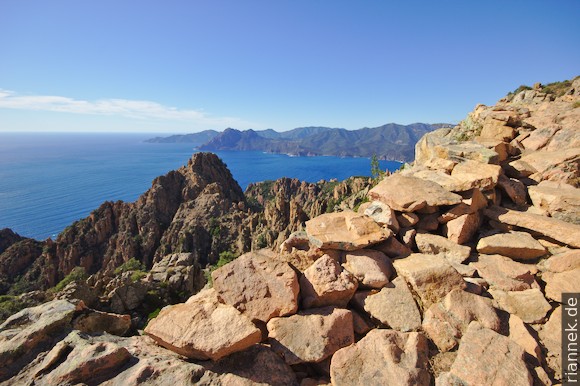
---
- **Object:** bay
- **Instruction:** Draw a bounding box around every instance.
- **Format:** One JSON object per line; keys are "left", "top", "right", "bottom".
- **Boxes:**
{"left": 0, "top": 132, "right": 401, "bottom": 240}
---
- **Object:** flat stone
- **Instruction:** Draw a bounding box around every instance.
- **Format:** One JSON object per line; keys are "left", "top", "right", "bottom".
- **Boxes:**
{"left": 342, "top": 249, "right": 394, "bottom": 289}
{"left": 476, "top": 231, "right": 547, "bottom": 260}
{"left": 144, "top": 289, "right": 261, "bottom": 361}
{"left": 539, "top": 307, "right": 562, "bottom": 380}
{"left": 42, "top": 332, "right": 132, "bottom": 385}
{"left": 472, "top": 254, "right": 538, "bottom": 291}
{"left": 368, "top": 174, "right": 462, "bottom": 212}
{"left": 392, "top": 254, "right": 466, "bottom": 310}
{"left": 212, "top": 251, "right": 299, "bottom": 322}
{"left": 489, "top": 288, "right": 551, "bottom": 324}
{"left": 72, "top": 310, "right": 131, "bottom": 336}
{"left": 363, "top": 201, "right": 399, "bottom": 232}
{"left": 305, "top": 211, "right": 391, "bottom": 251}
{"left": 543, "top": 268, "right": 580, "bottom": 303}
{"left": 415, "top": 233, "right": 471, "bottom": 264}
{"left": 422, "top": 289, "right": 500, "bottom": 352}
{"left": 423, "top": 157, "right": 456, "bottom": 173}
{"left": 300, "top": 254, "right": 358, "bottom": 309}
{"left": 539, "top": 249, "right": 580, "bottom": 272}
{"left": 484, "top": 206, "right": 580, "bottom": 248}
{"left": 330, "top": 329, "right": 431, "bottom": 386}
{"left": 450, "top": 160, "right": 502, "bottom": 191}
{"left": 267, "top": 307, "right": 354, "bottom": 365}
{"left": 441, "top": 322, "right": 532, "bottom": 386}
{"left": 517, "top": 148, "right": 579, "bottom": 182}
{"left": 0, "top": 299, "right": 81, "bottom": 381}
{"left": 508, "top": 314, "right": 543, "bottom": 362}
{"left": 444, "top": 212, "right": 480, "bottom": 244}
{"left": 407, "top": 169, "right": 466, "bottom": 192}
{"left": 358, "top": 277, "right": 422, "bottom": 332}
{"left": 437, "top": 203, "right": 472, "bottom": 223}
{"left": 528, "top": 180, "right": 580, "bottom": 224}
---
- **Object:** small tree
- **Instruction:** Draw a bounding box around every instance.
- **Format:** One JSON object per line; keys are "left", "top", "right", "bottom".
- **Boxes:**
{"left": 371, "top": 154, "right": 384, "bottom": 180}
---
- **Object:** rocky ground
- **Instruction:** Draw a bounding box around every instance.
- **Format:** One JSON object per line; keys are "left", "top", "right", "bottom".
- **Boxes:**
{"left": 0, "top": 77, "right": 579, "bottom": 385}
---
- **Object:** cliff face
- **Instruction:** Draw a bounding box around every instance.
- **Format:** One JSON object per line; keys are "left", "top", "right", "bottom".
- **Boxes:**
{"left": 0, "top": 153, "right": 246, "bottom": 294}
{"left": 0, "top": 154, "right": 373, "bottom": 298}
{"left": 245, "top": 176, "right": 374, "bottom": 248}
{"left": 47, "top": 153, "right": 249, "bottom": 286}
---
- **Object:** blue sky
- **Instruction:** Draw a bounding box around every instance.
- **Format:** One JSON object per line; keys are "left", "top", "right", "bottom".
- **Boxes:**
{"left": 0, "top": 0, "right": 578, "bottom": 133}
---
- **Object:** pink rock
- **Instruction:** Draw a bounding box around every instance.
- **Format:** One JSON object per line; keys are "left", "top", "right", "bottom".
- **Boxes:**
{"left": 414, "top": 233, "right": 471, "bottom": 264}
{"left": 423, "top": 289, "right": 500, "bottom": 352}
{"left": 444, "top": 212, "right": 480, "bottom": 244}
{"left": 508, "top": 314, "right": 543, "bottom": 362}
{"left": 472, "top": 254, "right": 538, "bottom": 291}
{"left": 543, "top": 268, "right": 580, "bottom": 303}
{"left": 368, "top": 174, "right": 462, "bottom": 212}
{"left": 267, "top": 307, "right": 354, "bottom": 365}
{"left": 476, "top": 231, "right": 547, "bottom": 261}
{"left": 330, "top": 329, "right": 431, "bottom": 385}
{"left": 300, "top": 254, "right": 358, "bottom": 309}
{"left": 212, "top": 251, "right": 299, "bottom": 322}
{"left": 357, "top": 277, "right": 422, "bottom": 332}
{"left": 392, "top": 254, "right": 466, "bottom": 310}
{"left": 484, "top": 206, "right": 580, "bottom": 248}
{"left": 144, "top": 289, "right": 262, "bottom": 361}
{"left": 342, "top": 249, "right": 394, "bottom": 289}
{"left": 305, "top": 211, "right": 391, "bottom": 251}
{"left": 489, "top": 288, "right": 551, "bottom": 324}
{"left": 440, "top": 322, "right": 532, "bottom": 386}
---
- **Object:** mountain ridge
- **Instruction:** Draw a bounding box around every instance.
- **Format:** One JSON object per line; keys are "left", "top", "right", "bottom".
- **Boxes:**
{"left": 147, "top": 123, "right": 452, "bottom": 162}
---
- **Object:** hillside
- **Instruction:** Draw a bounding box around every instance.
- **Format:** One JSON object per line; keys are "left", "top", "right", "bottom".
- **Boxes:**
{"left": 150, "top": 123, "right": 448, "bottom": 162}
{"left": 0, "top": 76, "right": 578, "bottom": 385}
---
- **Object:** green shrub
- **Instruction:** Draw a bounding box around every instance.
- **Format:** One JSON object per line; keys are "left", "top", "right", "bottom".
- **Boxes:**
{"left": 256, "top": 233, "right": 268, "bottom": 249}
{"left": 542, "top": 79, "right": 572, "bottom": 97}
{"left": 53, "top": 266, "right": 87, "bottom": 292}
{"left": 130, "top": 270, "right": 147, "bottom": 282}
{"left": 147, "top": 308, "right": 161, "bottom": 323}
{"left": 507, "top": 84, "right": 532, "bottom": 97}
{"left": 0, "top": 296, "right": 27, "bottom": 323}
{"left": 320, "top": 180, "right": 340, "bottom": 195}
{"left": 353, "top": 196, "right": 369, "bottom": 212}
{"left": 573, "top": 101, "right": 580, "bottom": 109}
{"left": 114, "top": 258, "right": 145, "bottom": 275}
{"left": 209, "top": 218, "right": 221, "bottom": 238}
{"left": 216, "top": 251, "right": 237, "bottom": 268}
{"left": 204, "top": 251, "right": 239, "bottom": 287}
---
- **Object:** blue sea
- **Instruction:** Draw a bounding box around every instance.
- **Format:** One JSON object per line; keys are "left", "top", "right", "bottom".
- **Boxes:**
{"left": 0, "top": 133, "right": 401, "bottom": 240}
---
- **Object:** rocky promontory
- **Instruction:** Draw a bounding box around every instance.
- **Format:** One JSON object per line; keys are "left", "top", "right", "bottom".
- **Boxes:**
{"left": 0, "top": 76, "right": 579, "bottom": 384}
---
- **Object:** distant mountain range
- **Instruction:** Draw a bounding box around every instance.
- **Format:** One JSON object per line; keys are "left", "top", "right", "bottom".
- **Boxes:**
{"left": 146, "top": 123, "right": 453, "bottom": 161}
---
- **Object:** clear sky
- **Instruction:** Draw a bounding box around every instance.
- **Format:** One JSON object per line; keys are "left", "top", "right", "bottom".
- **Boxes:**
{"left": 0, "top": 0, "right": 578, "bottom": 133}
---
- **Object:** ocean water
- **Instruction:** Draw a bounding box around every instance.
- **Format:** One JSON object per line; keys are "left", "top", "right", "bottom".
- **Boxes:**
{"left": 0, "top": 133, "right": 401, "bottom": 240}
